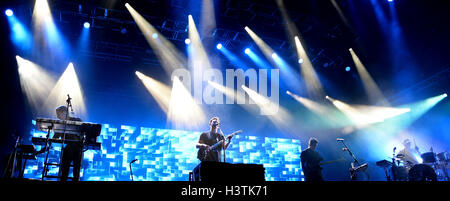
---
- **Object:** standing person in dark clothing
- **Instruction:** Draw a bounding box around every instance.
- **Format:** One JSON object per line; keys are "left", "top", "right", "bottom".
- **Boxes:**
{"left": 300, "top": 138, "right": 324, "bottom": 181}
{"left": 193, "top": 117, "right": 235, "bottom": 181}
{"left": 196, "top": 117, "right": 233, "bottom": 162}
{"left": 52, "top": 105, "right": 83, "bottom": 181}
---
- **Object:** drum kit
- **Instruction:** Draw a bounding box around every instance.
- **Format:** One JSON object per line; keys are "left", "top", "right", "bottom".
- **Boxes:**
{"left": 377, "top": 150, "right": 449, "bottom": 181}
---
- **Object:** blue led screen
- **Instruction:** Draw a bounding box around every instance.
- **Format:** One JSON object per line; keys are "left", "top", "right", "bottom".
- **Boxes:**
{"left": 24, "top": 123, "right": 303, "bottom": 181}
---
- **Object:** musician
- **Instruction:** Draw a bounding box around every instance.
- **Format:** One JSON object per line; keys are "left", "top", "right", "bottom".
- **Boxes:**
{"left": 52, "top": 105, "right": 83, "bottom": 181}
{"left": 196, "top": 117, "right": 233, "bottom": 162}
{"left": 300, "top": 138, "right": 324, "bottom": 181}
{"left": 397, "top": 139, "right": 421, "bottom": 169}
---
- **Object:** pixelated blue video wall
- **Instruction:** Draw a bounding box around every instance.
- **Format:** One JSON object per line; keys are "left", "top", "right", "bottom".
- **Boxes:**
{"left": 24, "top": 123, "right": 303, "bottom": 181}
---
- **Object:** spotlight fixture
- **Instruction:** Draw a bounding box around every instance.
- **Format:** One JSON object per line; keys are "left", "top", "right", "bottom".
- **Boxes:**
{"left": 216, "top": 43, "right": 222, "bottom": 50}
{"left": 298, "top": 58, "right": 304, "bottom": 64}
{"left": 152, "top": 33, "right": 158, "bottom": 39}
{"left": 121, "top": 28, "right": 127, "bottom": 34}
{"left": 185, "top": 38, "right": 191, "bottom": 45}
{"left": 271, "top": 53, "right": 278, "bottom": 59}
{"left": 5, "top": 9, "right": 13, "bottom": 16}
{"left": 345, "top": 66, "right": 351, "bottom": 72}
{"left": 244, "top": 48, "right": 250, "bottom": 54}
{"left": 83, "top": 22, "right": 90, "bottom": 29}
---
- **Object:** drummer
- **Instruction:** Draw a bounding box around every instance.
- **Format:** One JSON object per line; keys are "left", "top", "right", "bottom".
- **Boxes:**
{"left": 397, "top": 139, "right": 421, "bottom": 169}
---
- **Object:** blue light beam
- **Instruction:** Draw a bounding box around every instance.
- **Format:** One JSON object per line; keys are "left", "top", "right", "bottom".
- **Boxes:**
{"left": 6, "top": 14, "right": 33, "bottom": 52}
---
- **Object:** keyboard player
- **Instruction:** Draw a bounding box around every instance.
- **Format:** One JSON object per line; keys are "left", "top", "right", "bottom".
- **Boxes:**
{"left": 52, "top": 105, "right": 83, "bottom": 181}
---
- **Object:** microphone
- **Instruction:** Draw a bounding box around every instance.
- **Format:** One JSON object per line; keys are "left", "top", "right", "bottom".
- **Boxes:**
{"left": 337, "top": 138, "right": 344, "bottom": 142}
{"left": 130, "top": 159, "right": 138, "bottom": 164}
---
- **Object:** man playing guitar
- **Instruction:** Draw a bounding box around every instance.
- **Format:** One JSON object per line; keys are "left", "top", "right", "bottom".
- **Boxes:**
{"left": 301, "top": 137, "right": 324, "bottom": 181}
{"left": 196, "top": 117, "right": 234, "bottom": 162}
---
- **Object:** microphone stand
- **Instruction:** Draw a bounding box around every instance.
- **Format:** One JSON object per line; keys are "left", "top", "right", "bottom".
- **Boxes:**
{"left": 338, "top": 140, "right": 363, "bottom": 180}
{"left": 58, "top": 94, "right": 72, "bottom": 180}
{"left": 219, "top": 128, "right": 227, "bottom": 163}
{"left": 390, "top": 148, "right": 397, "bottom": 181}
{"left": 130, "top": 159, "right": 137, "bottom": 181}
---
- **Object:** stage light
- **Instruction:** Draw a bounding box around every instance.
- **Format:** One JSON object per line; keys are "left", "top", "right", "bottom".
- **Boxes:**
{"left": 244, "top": 48, "right": 272, "bottom": 69}
{"left": 121, "top": 28, "right": 127, "bottom": 34}
{"left": 32, "top": 0, "right": 70, "bottom": 60}
{"left": 16, "top": 56, "right": 56, "bottom": 115}
{"left": 185, "top": 38, "right": 191, "bottom": 45}
{"left": 328, "top": 0, "right": 353, "bottom": 32}
{"left": 168, "top": 76, "right": 206, "bottom": 130}
{"left": 216, "top": 43, "right": 222, "bottom": 50}
{"left": 152, "top": 33, "right": 158, "bottom": 39}
{"left": 349, "top": 48, "right": 389, "bottom": 106}
{"left": 125, "top": 3, "right": 187, "bottom": 75}
{"left": 365, "top": 93, "right": 448, "bottom": 154}
{"left": 388, "top": 0, "right": 394, "bottom": 2}
{"left": 288, "top": 91, "right": 344, "bottom": 127}
{"left": 83, "top": 22, "right": 90, "bottom": 29}
{"left": 443, "top": 93, "right": 447, "bottom": 97}
{"left": 326, "top": 96, "right": 410, "bottom": 127}
{"left": 345, "top": 66, "right": 351, "bottom": 72}
{"left": 242, "top": 85, "right": 294, "bottom": 134}
{"left": 298, "top": 58, "right": 304, "bottom": 64}
{"left": 187, "top": 14, "right": 214, "bottom": 70}
{"left": 246, "top": 30, "right": 303, "bottom": 92}
{"left": 217, "top": 46, "right": 247, "bottom": 68}
{"left": 245, "top": 26, "right": 279, "bottom": 64}
{"left": 77, "top": 18, "right": 91, "bottom": 51}
{"left": 136, "top": 71, "right": 172, "bottom": 114}
{"left": 294, "top": 36, "right": 325, "bottom": 100}
{"left": 271, "top": 53, "right": 278, "bottom": 59}
{"left": 5, "top": 9, "right": 13, "bottom": 16}
{"left": 44, "top": 63, "right": 86, "bottom": 119}
{"left": 6, "top": 11, "right": 32, "bottom": 51}
{"left": 200, "top": 0, "right": 217, "bottom": 42}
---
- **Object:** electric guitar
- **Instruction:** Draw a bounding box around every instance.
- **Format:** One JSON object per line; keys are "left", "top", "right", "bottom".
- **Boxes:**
{"left": 305, "top": 158, "right": 346, "bottom": 172}
{"left": 197, "top": 130, "right": 242, "bottom": 161}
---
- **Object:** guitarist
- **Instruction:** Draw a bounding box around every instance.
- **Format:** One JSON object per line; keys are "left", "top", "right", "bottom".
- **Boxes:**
{"left": 300, "top": 138, "right": 324, "bottom": 181}
{"left": 196, "top": 117, "right": 233, "bottom": 162}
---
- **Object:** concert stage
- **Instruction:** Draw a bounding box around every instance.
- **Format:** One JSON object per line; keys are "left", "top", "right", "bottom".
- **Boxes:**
{"left": 1, "top": 0, "right": 450, "bottom": 195}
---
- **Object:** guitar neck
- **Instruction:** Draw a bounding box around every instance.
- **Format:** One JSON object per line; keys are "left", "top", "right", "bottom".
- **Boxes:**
{"left": 210, "top": 131, "right": 241, "bottom": 150}
{"left": 319, "top": 159, "right": 345, "bottom": 166}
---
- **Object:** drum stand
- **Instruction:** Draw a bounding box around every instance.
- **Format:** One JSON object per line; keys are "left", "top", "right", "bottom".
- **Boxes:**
{"left": 382, "top": 166, "right": 391, "bottom": 181}
{"left": 436, "top": 162, "right": 449, "bottom": 181}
